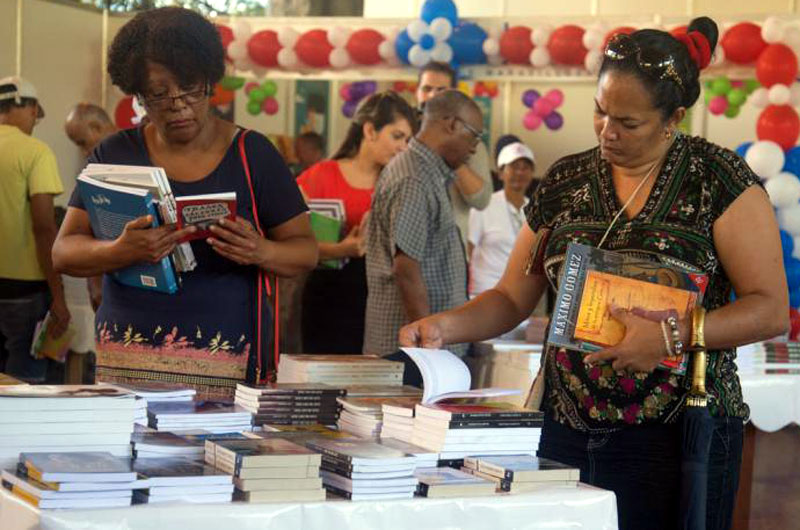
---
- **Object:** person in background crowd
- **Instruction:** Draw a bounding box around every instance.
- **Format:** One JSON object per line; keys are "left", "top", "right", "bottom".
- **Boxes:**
{"left": 292, "top": 131, "right": 325, "bottom": 177}
{"left": 468, "top": 141, "right": 536, "bottom": 298}
{"left": 365, "top": 90, "right": 482, "bottom": 361}
{"left": 0, "top": 76, "right": 70, "bottom": 382}
{"left": 53, "top": 7, "right": 317, "bottom": 399}
{"left": 298, "top": 91, "right": 417, "bottom": 354}
{"left": 416, "top": 62, "right": 491, "bottom": 250}
{"left": 400, "top": 17, "right": 789, "bottom": 530}
{"left": 65, "top": 102, "right": 118, "bottom": 312}
{"left": 491, "top": 134, "right": 522, "bottom": 191}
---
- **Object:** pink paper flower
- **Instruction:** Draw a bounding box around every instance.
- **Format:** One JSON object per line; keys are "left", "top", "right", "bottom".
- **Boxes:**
{"left": 619, "top": 377, "right": 637, "bottom": 395}
{"left": 623, "top": 404, "right": 641, "bottom": 424}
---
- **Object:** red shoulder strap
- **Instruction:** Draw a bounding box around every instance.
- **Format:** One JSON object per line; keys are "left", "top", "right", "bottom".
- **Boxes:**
{"left": 237, "top": 129, "right": 279, "bottom": 383}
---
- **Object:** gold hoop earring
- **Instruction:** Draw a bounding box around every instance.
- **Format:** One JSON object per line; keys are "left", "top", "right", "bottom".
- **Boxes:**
{"left": 665, "top": 130, "right": 672, "bottom": 140}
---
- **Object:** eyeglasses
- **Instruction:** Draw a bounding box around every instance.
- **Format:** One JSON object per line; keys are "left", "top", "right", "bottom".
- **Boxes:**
{"left": 604, "top": 34, "right": 683, "bottom": 91}
{"left": 140, "top": 86, "right": 209, "bottom": 111}
{"left": 455, "top": 116, "right": 483, "bottom": 144}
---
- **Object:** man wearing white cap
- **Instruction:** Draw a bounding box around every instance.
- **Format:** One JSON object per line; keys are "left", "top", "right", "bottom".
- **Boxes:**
{"left": 467, "top": 141, "right": 536, "bottom": 298}
{"left": 0, "top": 76, "right": 70, "bottom": 382}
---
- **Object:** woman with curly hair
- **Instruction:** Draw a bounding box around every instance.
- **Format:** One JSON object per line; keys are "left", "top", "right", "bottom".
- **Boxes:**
{"left": 53, "top": 7, "right": 317, "bottom": 399}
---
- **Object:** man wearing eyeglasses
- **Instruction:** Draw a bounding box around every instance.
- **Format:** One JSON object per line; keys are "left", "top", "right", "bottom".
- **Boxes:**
{"left": 365, "top": 90, "right": 482, "bottom": 363}
{"left": 0, "top": 76, "right": 70, "bottom": 382}
{"left": 415, "top": 62, "right": 492, "bottom": 251}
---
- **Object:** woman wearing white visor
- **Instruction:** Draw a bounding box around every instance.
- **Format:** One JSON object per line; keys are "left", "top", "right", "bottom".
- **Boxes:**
{"left": 468, "top": 142, "right": 536, "bottom": 298}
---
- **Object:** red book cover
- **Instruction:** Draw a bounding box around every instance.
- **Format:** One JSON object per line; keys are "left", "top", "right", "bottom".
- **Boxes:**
{"left": 175, "top": 192, "right": 236, "bottom": 242}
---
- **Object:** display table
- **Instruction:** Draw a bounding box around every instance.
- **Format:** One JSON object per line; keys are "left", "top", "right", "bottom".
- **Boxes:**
{"left": 0, "top": 483, "right": 618, "bottom": 530}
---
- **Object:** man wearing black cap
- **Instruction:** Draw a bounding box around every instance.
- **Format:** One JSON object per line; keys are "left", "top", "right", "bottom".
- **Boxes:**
{"left": 0, "top": 76, "right": 70, "bottom": 382}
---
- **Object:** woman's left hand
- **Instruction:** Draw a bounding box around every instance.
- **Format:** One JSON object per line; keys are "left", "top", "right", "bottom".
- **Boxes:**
{"left": 584, "top": 304, "right": 670, "bottom": 373}
{"left": 208, "top": 217, "right": 273, "bottom": 267}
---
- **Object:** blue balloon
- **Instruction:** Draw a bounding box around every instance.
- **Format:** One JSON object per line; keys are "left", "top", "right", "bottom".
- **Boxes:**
{"left": 786, "top": 258, "right": 800, "bottom": 290}
{"left": 420, "top": 34, "right": 436, "bottom": 51}
{"left": 421, "top": 0, "right": 459, "bottom": 26}
{"left": 784, "top": 145, "right": 800, "bottom": 176}
{"left": 790, "top": 286, "right": 800, "bottom": 308}
{"left": 781, "top": 230, "right": 795, "bottom": 257}
{"left": 735, "top": 142, "right": 752, "bottom": 159}
{"left": 394, "top": 29, "right": 413, "bottom": 65}
{"left": 450, "top": 22, "right": 488, "bottom": 65}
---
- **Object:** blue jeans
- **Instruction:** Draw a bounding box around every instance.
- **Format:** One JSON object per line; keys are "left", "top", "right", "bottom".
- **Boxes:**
{"left": 538, "top": 413, "right": 743, "bottom": 530}
{"left": 0, "top": 292, "right": 50, "bottom": 382}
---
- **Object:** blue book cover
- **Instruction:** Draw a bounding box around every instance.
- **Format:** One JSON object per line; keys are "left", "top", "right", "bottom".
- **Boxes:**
{"left": 77, "top": 175, "right": 179, "bottom": 294}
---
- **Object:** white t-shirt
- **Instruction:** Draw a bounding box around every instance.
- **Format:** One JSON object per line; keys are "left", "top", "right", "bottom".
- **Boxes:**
{"left": 468, "top": 190, "right": 529, "bottom": 297}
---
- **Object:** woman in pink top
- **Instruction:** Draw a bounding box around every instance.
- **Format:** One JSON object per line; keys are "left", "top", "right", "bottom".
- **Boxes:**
{"left": 297, "top": 91, "right": 418, "bottom": 353}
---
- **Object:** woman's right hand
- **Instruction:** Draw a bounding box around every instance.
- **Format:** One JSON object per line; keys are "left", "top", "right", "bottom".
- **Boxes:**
{"left": 339, "top": 225, "right": 365, "bottom": 258}
{"left": 114, "top": 215, "right": 194, "bottom": 264}
{"left": 399, "top": 317, "right": 445, "bottom": 349}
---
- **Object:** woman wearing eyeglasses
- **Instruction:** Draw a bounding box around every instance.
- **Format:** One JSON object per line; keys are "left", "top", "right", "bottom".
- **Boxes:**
{"left": 400, "top": 16, "right": 787, "bottom": 530}
{"left": 53, "top": 7, "right": 317, "bottom": 399}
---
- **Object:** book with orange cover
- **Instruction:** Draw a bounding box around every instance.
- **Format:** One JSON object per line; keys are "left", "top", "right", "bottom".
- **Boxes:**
{"left": 547, "top": 242, "right": 708, "bottom": 374}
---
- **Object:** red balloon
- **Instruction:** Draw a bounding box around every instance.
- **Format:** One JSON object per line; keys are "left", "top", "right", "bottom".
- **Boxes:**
{"left": 548, "top": 25, "right": 588, "bottom": 66}
{"left": 248, "top": 30, "right": 281, "bottom": 68}
{"left": 603, "top": 26, "right": 636, "bottom": 51}
{"left": 216, "top": 24, "right": 234, "bottom": 63}
{"left": 393, "top": 81, "right": 407, "bottom": 92}
{"left": 346, "top": 29, "right": 384, "bottom": 66}
{"left": 757, "top": 105, "right": 800, "bottom": 151}
{"left": 114, "top": 96, "right": 136, "bottom": 129}
{"left": 721, "top": 22, "right": 767, "bottom": 65}
{"left": 499, "top": 26, "right": 533, "bottom": 65}
{"left": 790, "top": 308, "right": 800, "bottom": 340}
{"left": 669, "top": 25, "right": 688, "bottom": 38}
{"left": 295, "top": 29, "right": 333, "bottom": 68}
{"left": 756, "top": 44, "right": 799, "bottom": 88}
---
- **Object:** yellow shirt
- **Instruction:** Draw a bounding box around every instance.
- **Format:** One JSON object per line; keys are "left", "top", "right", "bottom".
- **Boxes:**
{"left": 0, "top": 124, "right": 63, "bottom": 281}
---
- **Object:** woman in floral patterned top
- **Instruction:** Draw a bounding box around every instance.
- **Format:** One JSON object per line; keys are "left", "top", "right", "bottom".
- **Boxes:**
{"left": 400, "top": 17, "right": 788, "bottom": 530}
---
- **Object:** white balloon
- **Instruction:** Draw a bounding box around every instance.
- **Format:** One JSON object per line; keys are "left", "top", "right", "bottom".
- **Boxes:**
{"left": 234, "top": 56, "right": 256, "bottom": 73}
{"left": 766, "top": 172, "right": 800, "bottom": 208}
{"left": 408, "top": 45, "right": 431, "bottom": 67}
{"left": 751, "top": 87, "right": 770, "bottom": 109}
{"left": 584, "top": 49, "right": 603, "bottom": 74}
{"left": 429, "top": 18, "right": 453, "bottom": 41}
{"left": 327, "top": 27, "right": 351, "bottom": 48}
{"left": 483, "top": 38, "right": 500, "bottom": 57}
{"left": 762, "top": 16, "right": 785, "bottom": 44}
{"left": 329, "top": 47, "right": 350, "bottom": 69}
{"left": 430, "top": 42, "right": 453, "bottom": 63}
{"left": 769, "top": 84, "right": 792, "bottom": 106}
{"left": 227, "top": 40, "right": 248, "bottom": 61}
{"left": 531, "top": 26, "right": 553, "bottom": 47}
{"left": 582, "top": 30, "right": 604, "bottom": 51}
{"left": 790, "top": 83, "right": 800, "bottom": 106}
{"left": 378, "top": 40, "right": 396, "bottom": 60}
{"left": 530, "top": 47, "right": 551, "bottom": 68}
{"left": 232, "top": 20, "right": 252, "bottom": 41}
{"left": 745, "top": 140, "right": 786, "bottom": 179}
{"left": 778, "top": 205, "right": 800, "bottom": 236}
{"left": 407, "top": 20, "right": 429, "bottom": 43}
{"left": 277, "top": 27, "right": 299, "bottom": 48}
{"left": 712, "top": 46, "right": 726, "bottom": 67}
{"left": 277, "top": 48, "right": 298, "bottom": 68}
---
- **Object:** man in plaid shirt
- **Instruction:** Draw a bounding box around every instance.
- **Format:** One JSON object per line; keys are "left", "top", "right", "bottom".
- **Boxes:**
{"left": 364, "top": 90, "right": 483, "bottom": 358}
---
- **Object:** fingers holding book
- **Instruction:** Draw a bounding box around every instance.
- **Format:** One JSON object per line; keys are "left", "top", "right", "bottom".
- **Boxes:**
{"left": 207, "top": 216, "right": 269, "bottom": 266}
{"left": 117, "top": 215, "right": 196, "bottom": 264}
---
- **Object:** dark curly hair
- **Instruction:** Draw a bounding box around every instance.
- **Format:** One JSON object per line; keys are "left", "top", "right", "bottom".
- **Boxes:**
{"left": 108, "top": 7, "right": 225, "bottom": 96}
{"left": 599, "top": 16, "right": 719, "bottom": 120}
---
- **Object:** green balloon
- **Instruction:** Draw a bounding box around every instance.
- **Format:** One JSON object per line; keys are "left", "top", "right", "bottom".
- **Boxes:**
{"left": 704, "top": 91, "right": 714, "bottom": 106}
{"left": 727, "top": 88, "right": 747, "bottom": 107}
{"left": 744, "top": 79, "right": 760, "bottom": 94}
{"left": 249, "top": 88, "right": 267, "bottom": 103}
{"left": 710, "top": 77, "right": 732, "bottom": 96}
{"left": 246, "top": 100, "right": 261, "bottom": 115}
{"left": 724, "top": 105, "right": 741, "bottom": 119}
{"left": 261, "top": 80, "right": 277, "bottom": 98}
{"left": 220, "top": 76, "right": 245, "bottom": 91}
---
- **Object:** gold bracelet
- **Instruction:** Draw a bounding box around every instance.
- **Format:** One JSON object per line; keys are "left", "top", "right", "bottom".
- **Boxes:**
{"left": 660, "top": 320, "right": 675, "bottom": 356}
{"left": 690, "top": 307, "right": 707, "bottom": 351}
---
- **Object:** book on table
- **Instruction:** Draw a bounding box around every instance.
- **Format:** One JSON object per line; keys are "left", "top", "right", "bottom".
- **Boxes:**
{"left": 414, "top": 467, "right": 497, "bottom": 498}
{"left": 547, "top": 242, "right": 708, "bottom": 374}
{"left": 0, "top": 373, "right": 25, "bottom": 386}
{"left": 464, "top": 455, "right": 580, "bottom": 487}
{"left": 132, "top": 457, "right": 233, "bottom": 502}
{"left": 207, "top": 438, "right": 321, "bottom": 473}
{"left": 19, "top": 452, "right": 136, "bottom": 483}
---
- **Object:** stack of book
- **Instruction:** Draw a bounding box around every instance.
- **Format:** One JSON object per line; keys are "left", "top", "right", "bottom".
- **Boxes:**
{"left": 414, "top": 467, "right": 497, "bottom": 498}
{"left": 147, "top": 401, "right": 253, "bottom": 434}
{"left": 131, "top": 432, "right": 205, "bottom": 460}
{"left": 234, "top": 383, "right": 344, "bottom": 426}
{"left": 462, "top": 455, "right": 580, "bottom": 493}
{"left": 377, "top": 438, "right": 438, "bottom": 469}
{"left": 133, "top": 457, "right": 233, "bottom": 504}
{"left": 277, "top": 355, "right": 404, "bottom": 386}
{"left": 336, "top": 397, "right": 384, "bottom": 438}
{"left": 306, "top": 439, "right": 418, "bottom": 501}
{"left": 380, "top": 399, "right": 419, "bottom": 443}
{"left": 248, "top": 425, "right": 353, "bottom": 445}
{"left": 2, "top": 452, "right": 139, "bottom": 509}
{"left": 0, "top": 385, "right": 137, "bottom": 471}
{"left": 113, "top": 383, "right": 196, "bottom": 426}
{"left": 411, "top": 403, "right": 543, "bottom": 460}
{"left": 205, "top": 438, "right": 325, "bottom": 503}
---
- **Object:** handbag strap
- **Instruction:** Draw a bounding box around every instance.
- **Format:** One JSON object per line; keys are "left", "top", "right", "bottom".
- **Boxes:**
{"left": 237, "top": 129, "right": 280, "bottom": 383}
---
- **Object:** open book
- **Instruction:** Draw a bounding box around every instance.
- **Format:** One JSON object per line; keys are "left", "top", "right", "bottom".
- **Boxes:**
{"left": 400, "top": 348, "right": 521, "bottom": 404}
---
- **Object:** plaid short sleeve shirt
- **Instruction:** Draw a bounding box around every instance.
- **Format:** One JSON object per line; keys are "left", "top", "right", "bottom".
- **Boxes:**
{"left": 364, "top": 138, "right": 468, "bottom": 356}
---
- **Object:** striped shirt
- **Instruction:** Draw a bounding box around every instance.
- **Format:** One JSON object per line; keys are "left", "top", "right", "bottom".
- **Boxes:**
{"left": 364, "top": 138, "right": 468, "bottom": 356}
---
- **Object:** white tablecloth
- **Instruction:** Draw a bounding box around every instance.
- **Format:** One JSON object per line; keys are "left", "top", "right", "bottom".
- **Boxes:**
{"left": 739, "top": 370, "right": 800, "bottom": 432}
{"left": 0, "top": 484, "right": 617, "bottom": 530}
